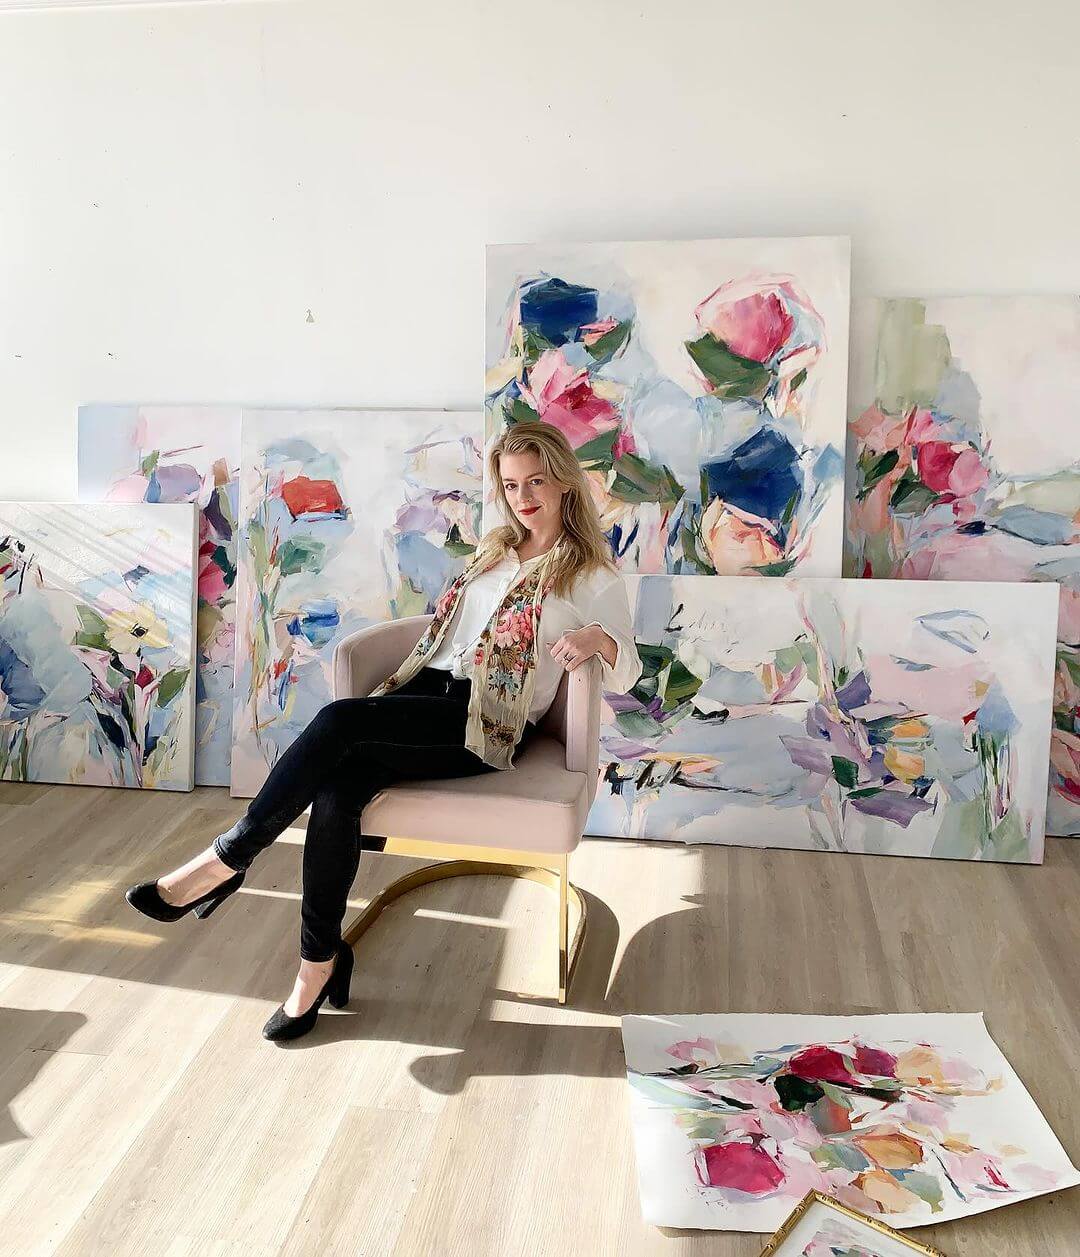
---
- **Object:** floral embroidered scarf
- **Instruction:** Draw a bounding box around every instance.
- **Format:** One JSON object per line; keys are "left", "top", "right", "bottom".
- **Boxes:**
{"left": 370, "top": 541, "right": 563, "bottom": 769}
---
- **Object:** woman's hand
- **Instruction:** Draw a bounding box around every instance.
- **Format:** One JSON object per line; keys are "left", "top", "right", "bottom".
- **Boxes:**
{"left": 549, "top": 624, "right": 617, "bottom": 671}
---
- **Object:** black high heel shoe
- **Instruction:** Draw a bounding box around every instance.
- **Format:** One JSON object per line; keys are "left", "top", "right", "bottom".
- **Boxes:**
{"left": 262, "top": 939, "right": 354, "bottom": 1043}
{"left": 125, "top": 869, "right": 246, "bottom": 922}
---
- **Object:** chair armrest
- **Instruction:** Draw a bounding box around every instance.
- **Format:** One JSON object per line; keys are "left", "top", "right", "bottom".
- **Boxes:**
{"left": 331, "top": 616, "right": 431, "bottom": 700}
{"left": 565, "top": 657, "right": 602, "bottom": 802}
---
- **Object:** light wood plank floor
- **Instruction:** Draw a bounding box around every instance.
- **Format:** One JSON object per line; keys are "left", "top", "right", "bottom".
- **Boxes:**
{"left": 1, "top": 780, "right": 1078, "bottom": 1256}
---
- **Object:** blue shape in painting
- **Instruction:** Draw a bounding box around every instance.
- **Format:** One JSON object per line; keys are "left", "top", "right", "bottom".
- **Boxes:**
{"left": 287, "top": 600, "right": 341, "bottom": 648}
{"left": 702, "top": 427, "right": 802, "bottom": 522}
{"left": 519, "top": 277, "right": 598, "bottom": 346}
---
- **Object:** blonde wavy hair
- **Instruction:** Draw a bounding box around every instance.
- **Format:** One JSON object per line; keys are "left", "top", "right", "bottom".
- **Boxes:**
{"left": 475, "top": 421, "right": 615, "bottom": 598}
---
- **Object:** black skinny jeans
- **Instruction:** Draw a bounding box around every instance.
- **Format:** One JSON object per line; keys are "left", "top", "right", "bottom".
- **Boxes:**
{"left": 213, "top": 668, "right": 501, "bottom": 962}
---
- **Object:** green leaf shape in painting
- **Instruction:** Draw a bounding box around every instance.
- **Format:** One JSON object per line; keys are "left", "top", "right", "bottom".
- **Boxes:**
{"left": 660, "top": 659, "right": 702, "bottom": 711}
{"left": 278, "top": 536, "right": 327, "bottom": 578}
{"left": 752, "top": 558, "right": 798, "bottom": 577}
{"left": 156, "top": 667, "right": 190, "bottom": 710}
{"left": 584, "top": 319, "right": 632, "bottom": 364}
{"left": 627, "top": 1073, "right": 717, "bottom": 1110}
{"left": 789, "top": 367, "right": 808, "bottom": 395}
{"left": 505, "top": 397, "right": 541, "bottom": 426}
{"left": 774, "top": 1074, "right": 825, "bottom": 1111}
{"left": 812, "top": 1142, "right": 872, "bottom": 1172}
{"left": 930, "top": 797, "right": 987, "bottom": 859}
{"left": 684, "top": 334, "right": 772, "bottom": 400}
{"left": 831, "top": 756, "right": 860, "bottom": 789}
{"left": 574, "top": 428, "right": 618, "bottom": 468}
{"left": 892, "top": 1170, "right": 944, "bottom": 1211}
{"left": 613, "top": 710, "right": 667, "bottom": 740}
{"left": 638, "top": 642, "right": 675, "bottom": 680}
{"left": 140, "top": 449, "right": 160, "bottom": 476}
{"left": 857, "top": 448, "right": 900, "bottom": 500}
{"left": 984, "top": 808, "right": 1029, "bottom": 862}
{"left": 889, "top": 466, "right": 940, "bottom": 516}
{"left": 679, "top": 520, "right": 713, "bottom": 574}
{"left": 521, "top": 327, "right": 555, "bottom": 367}
{"left": 443, "top": 524, "right": 475, "bottom": 558}
{"left": 609, "top": 453, "right": 684, "bottom": 507}
{"left": 74, "top": 605, "right": 111, "bottom": 652}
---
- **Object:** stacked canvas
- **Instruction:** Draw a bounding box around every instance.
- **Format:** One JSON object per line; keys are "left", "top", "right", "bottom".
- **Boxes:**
{"left": 7, "top": 238, "right": 1071, "bottom": 861}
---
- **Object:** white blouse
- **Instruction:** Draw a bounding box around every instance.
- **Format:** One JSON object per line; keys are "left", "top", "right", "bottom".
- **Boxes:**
{"left": 426, "top": 550, "right": 642, "bottom": 723}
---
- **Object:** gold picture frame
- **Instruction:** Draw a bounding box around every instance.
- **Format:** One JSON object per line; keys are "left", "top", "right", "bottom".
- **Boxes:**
{"left": 759, "top": 1191, "right": 947, "bottom": 1256}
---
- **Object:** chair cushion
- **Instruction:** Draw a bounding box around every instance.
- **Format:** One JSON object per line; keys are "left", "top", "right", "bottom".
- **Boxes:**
{"left": 359, "top": 735, "right": 589, "bottom": 855}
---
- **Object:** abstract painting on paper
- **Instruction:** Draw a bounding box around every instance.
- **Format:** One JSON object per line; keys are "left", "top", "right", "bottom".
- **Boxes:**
{"left": 846, "top": 297, "right": 1080, "bottom": 834}
{"left": 486, "top": 237, "right": 850, "bottom": 576}
{"left": 78, "top": 405, "right": 240, "bottom": 786}
{"left": 588, "top": 575, "right": 1057, "bottom": 863}
{"left": 231, "top": 409, "right": 483, "bottom": 797}
{"left": 0, "top": 502, "right": 198, "bottom": 790}
{"left": 623, "top": 1012, "right": 1080, "bottom": 1232}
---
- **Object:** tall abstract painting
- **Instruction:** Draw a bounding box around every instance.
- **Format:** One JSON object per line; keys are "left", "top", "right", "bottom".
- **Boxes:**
{"left": 486, "top": 237, "right": 850, "bottom": 575}
{"left": 846, "top": 298, "right": 1080, "bottom": 834}
{"left": 623, "top": 1012, "right": 1080, "bottom": 1232}
{"left": 0, "top": 502, "right": 198, "bottom": 790}
{"left": 78, "top": 405, "right": 240, "bottom": 786}
{"left": 231, "top": 409, "right": 483, "bottom": 797}
{"left": 588, "top": 575, "right": 1058, "bottom": 863}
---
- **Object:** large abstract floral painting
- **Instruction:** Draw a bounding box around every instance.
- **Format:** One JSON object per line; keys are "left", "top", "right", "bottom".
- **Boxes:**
{"left": 588, "top": 575, "right": 1058, "bottom": 863}
{"left": 486, "top": 237, "right": 849, "bottom": 575}
{"left": 231, "top": 410, "right": 483, "bottom": 797}
{"left": 623, "top": 1013, "right": 1080, "bottom": 1232}
{"left": 846, "top": 298, "right": 1080, "bottom": 835}
{"left": 78, "top": 405, "right": 240, "bottom": 786}
{"left": 0, "top": 502, "right": 198, "bottom": 790}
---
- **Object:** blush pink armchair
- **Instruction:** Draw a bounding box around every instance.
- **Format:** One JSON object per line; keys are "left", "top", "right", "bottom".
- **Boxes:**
{"left": 330, "top": 615, "right": 602, "bottom": 1004}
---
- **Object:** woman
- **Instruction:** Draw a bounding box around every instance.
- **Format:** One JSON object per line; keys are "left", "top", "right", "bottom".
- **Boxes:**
{"left": 126, "top": 421, "right": 642, "bottom": 1041}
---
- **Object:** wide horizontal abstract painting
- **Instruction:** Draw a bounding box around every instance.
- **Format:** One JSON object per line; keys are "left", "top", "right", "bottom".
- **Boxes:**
{"left": 486, "top": 237, "right": 849, "bottom": 576}
{"left": 846, "top": 297, "right": 1080, "bottom": 835}
{"left": 231, "top": 409, "right": 483, "bottom": 796}
{"left": 623, "top": 1012, "right": 1080, "bottom": 1232}
{"left": 78, "top": 405, "right": 240, "bottom": 786}
{"left": 0, "top": 502, "right": 198, "bottom": 790}
{"left": 588, "top": 576, "right": 1058, "bottom": 863}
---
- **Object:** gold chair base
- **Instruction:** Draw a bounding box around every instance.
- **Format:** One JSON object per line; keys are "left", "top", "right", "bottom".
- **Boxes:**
{"left": 342, "top": 839, "right": 586, "bottom": 1004}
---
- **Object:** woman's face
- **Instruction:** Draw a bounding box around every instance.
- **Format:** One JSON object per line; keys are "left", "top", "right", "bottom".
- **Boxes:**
{"left": 498, "top": 450, "right": 567, "bottom": 533}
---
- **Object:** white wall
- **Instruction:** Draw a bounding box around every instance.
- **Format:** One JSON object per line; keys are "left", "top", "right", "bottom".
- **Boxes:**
{"left": 2, "top": 0, "right": 1078, "bottom": 499}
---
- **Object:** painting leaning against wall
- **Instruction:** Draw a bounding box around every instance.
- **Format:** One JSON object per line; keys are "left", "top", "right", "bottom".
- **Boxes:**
{"left": 0, "top": 502, "right": 198, "bottom": 791}
{"left": 846, "top": 297, "right": 1080, "bottom": 835}
{"left": 230, "top": 410, "right": 483, "bottom": 798}
{"left": 587, "top": 574, "right": 1058, "bottom": 864}
{"left": 78, "top": 405, "right": 240, "bottom": 786}
{"left": 486, "top": 236, "right": 849, "bottom": 577}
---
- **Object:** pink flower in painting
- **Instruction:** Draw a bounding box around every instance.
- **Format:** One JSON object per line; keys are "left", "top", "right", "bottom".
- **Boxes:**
{"left": 700, "top": 498, "right": 785, "bottom": 574}
{"left": 696, "top": 1142, "right": 785, "bottom": 1193}
{"left": 696, "top": 287, "right": 793, "bottom": 364}
{"left": 854, "top": 1043, "right": 898, "bottom": 1077}
{"left": 580, "top": 318, "right": 618, "bottom": 346}
{"left": 612, "top": 427, "right": 638, "bottom": 460}
{"left": 693, "top": 275, "right": 825, "bottom": 416}
{"left": 917, "top": 441, "right": 990, "bottom": 499}
{"left": 198, "top": 546, "right": 229, "bottom": 605}
{"left": 787, "top": 1045, "right": 858, "bottom": 1086}
{"left": 521, "top": 348, "right": 621, "bottom": 449}
{"left": 668, "top": 1036, "right": 718, "bottom": 1065}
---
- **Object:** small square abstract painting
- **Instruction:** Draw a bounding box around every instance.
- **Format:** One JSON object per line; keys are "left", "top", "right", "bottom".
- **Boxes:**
{"left": 231, "top": 410, "right": 483, "bottom": 797}
{"left": 846, "top": 298, "right": 1080, "bottom": 835}
{"left": 78, "top": 405, "right": 240, "bottom": 786}
{"left": 588, "top": 575, "right": 1057, "bottom": 863}
{"left": 0, "top": 502, "right": 198, "bottom": 790}
{"left": 622, "top": 1013, "right": 1080, "bottom": 1232}
{"left": 760, "top": 1193, "right": 945, "bottom": 1256}
{"left": 486, "top": 237, "right": 849, "bottom": 575}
